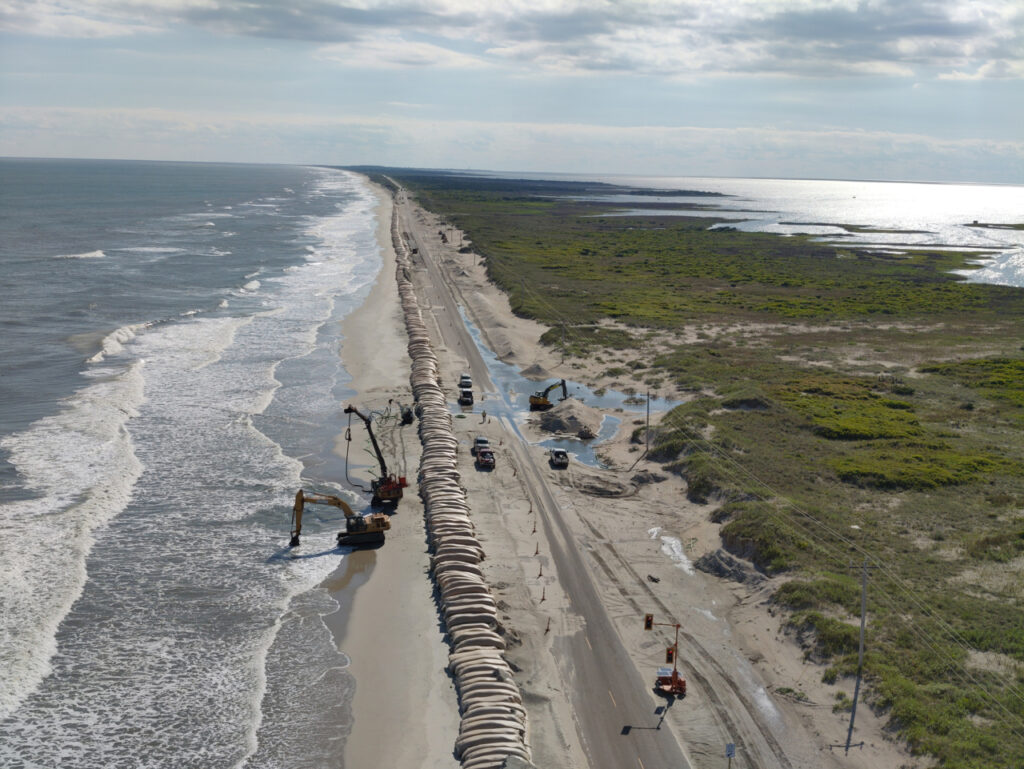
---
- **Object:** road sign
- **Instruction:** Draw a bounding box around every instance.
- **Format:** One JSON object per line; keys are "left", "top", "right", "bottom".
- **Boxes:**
{"left": 726, "top": 743, "right": 736, "bottom": 758}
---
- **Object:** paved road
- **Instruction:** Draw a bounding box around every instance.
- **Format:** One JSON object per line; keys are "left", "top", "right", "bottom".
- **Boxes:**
{"left": 394, "top": 190, "right": 691, "bottom": 769}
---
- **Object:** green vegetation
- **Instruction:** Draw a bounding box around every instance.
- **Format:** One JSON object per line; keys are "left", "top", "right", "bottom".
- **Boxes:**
{"left": 922, "top": 358, "right": 1024, "bottom": 410}
{"left": 379, "top": 169, "right": 1024, "bottom": 768}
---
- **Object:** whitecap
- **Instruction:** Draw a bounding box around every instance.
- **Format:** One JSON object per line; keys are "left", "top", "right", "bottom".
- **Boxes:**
{"left": 116, "top": 247, "right": 183, "bottom": 254}
{"left": 0, "top": 360, "right": 145, "bottom": 718}
{"left": 87, "top": 322, "right": 149, "bottom": 363}
{"left": 55, "top": 250, "right": 105, "bottom": 259}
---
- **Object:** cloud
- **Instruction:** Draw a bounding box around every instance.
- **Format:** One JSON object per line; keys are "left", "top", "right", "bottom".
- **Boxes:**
{"left": 939, "top": 58, "right": 1024, "bottom": 79}
{"left": 314, "top": 33, "right": 486, "bottom": 68}
{"left": 3, "top": 1, "right": 1021, "bottom": 79}
{"left": 2, "top": 105, "right": 1021, "bottom": 183}
{"left": 0, "top": 0, "right": 155, "bottom": 37}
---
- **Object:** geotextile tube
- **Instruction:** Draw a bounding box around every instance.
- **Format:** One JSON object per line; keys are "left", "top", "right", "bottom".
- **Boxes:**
{"left": 390, "top": 203, "right": 530, "bottom": 768}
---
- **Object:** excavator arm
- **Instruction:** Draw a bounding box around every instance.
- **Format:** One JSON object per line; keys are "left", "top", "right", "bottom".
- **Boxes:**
{"left": 344, "top": 404, "right": 389, "bottom": 479}
{"left": 531, "top": 379, "right": 568, "bottom": 410}
{"left": 290, "top": 489, "right": 356, "bottom": 546}
{"left": 542, "top": 379, "right": 567, "bottom": 399}
{"left": 344, "top": 403, "right": 407, "bottom": 505}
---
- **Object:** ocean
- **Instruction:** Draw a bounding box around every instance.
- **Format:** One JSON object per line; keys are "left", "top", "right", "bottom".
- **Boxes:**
{"left": 1, "top": 160, "right": 1022, "bottom": 768}
{"left": 0, "top": 159, "right": 381, "bottom": 768}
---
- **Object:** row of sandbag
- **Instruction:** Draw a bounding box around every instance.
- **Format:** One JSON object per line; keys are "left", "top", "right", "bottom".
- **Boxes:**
{"left": 389, "top": 208, "right": 531, "bottom": 769}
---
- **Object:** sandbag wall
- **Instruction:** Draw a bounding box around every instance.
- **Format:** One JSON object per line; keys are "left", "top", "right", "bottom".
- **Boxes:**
{"left": 390, "top": 208, "right": 531, "bottom": 769}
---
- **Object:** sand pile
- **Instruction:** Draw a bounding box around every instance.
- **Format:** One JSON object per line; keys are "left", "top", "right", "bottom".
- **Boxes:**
{"left": 537, "top": 399, "right": 603, "bottom": 439}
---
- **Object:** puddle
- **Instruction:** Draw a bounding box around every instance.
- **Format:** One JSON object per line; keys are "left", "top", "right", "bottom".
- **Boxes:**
{"left": 457, "top": 307, "right": 679, "bottom": 468}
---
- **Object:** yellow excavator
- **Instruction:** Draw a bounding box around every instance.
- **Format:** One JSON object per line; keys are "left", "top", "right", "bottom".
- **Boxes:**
{"left": 529, "top": 379, "right": 568, "bottom": 411}
{"left": 290, "top": 489, "right": 390, "bottom": 548}
{"left": 344, "top": 404, "right": 408, "bottom": 505}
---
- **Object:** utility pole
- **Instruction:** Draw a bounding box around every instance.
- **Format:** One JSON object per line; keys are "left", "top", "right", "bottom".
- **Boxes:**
{"left": 833, "top": 557, "right": 874, "bottom": 754}
{"left": 645, "top": 390, "right": 651, "bottom": 455}
{"left": 845, "top": 558, "right": 869, "bottom": 753}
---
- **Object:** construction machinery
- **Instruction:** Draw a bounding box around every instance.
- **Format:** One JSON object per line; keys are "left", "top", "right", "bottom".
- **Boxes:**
{"left": 529, "top": 379, "right": 568, "bottom": 411}
{"left": 289, "top": 489, "right": 390, "bottom": 548}
{"left": 344, "top": 404, "right": 408, "bottom": 505}
{"left": 643, "top": 613, "right": 687, "bottom": 697}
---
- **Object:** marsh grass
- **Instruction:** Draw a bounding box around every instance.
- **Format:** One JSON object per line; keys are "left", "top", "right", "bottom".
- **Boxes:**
{"left": 383, "top": 169, "right": 1024, "bottom": 768}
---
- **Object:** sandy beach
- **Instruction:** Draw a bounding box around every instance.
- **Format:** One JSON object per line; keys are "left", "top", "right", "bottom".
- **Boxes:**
{"left": 324, "top": 177, "right": 928, "bottom": 769}
{"left": 324, "top": 187, "right": 459, "bottom": 769}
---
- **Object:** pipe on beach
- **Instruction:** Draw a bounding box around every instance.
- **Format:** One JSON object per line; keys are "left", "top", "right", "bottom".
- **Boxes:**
{"left": 389, "top": 199, "right": 531, "bottom": 769}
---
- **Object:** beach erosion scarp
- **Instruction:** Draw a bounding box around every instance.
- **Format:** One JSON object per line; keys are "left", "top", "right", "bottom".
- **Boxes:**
{"left": 391, "top": 202, "right": 532, "bottom": 768}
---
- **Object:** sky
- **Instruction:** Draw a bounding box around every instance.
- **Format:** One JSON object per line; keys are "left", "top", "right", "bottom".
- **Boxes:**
{"left": 1, "top": 0, "right": 1022, "bottom": 183}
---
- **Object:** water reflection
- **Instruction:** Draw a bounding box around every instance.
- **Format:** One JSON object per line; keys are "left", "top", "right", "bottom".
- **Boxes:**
{"left": 458, "top": 307, "right": 678, "bottom": 468}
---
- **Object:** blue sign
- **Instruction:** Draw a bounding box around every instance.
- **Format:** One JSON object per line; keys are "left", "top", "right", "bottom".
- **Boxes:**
{"left": 726, "top": 743, "right": 736, "bottom": 758}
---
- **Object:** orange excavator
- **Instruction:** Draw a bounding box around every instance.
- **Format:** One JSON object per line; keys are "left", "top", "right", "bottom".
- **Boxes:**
{"left": 290, "top": 489, "right": 390, "bottom": 548}
{"left": 529, "top": 379, "right": 568, "bottom": 411}
{"left": 344, "top": 404, "right": 408, "bottom": 505}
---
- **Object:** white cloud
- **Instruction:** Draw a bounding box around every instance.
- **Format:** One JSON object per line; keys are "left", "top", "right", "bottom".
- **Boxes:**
{"left": 4, "top": 1, "right": 1021, "bottom": 80}
{"left": 315, "top": 33, "right": 487, "bottom": 69}
{"left": 939, "top": 58, "right": 1024, "bottom": 80}
{"left": 0, "top": 0, "right": 156, "bottom": 37}
{"left": 2, "top": 105, "right": 1021, "bottom": 183}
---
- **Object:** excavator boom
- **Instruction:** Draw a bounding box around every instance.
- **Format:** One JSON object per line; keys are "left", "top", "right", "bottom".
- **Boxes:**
{"left": 529, "top": 379, "right": 568, "bottom": 411}
{"left": 289, "top": 488, "right": 389, "bottom": 548}
{"left": 344, "top": 403, "right": 408, "bottom": 505}
{"left": 344, "top": 405, "right": 389, "bottom": 479}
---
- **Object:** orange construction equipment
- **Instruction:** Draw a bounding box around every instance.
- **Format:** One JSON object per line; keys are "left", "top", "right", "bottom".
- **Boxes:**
{"left": 344, "top": 404, "right": 408, "bottom": 505}
{"left": 643, "top": 613, "right": 687, "bottom": 697}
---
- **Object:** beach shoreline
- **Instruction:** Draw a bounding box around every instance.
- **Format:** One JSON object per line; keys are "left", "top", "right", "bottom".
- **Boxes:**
{"left": 325, "top": 182, "right": 459, "bottom": 769}
{"left": 320, "top": 173, "right": 925, "bottom": 769}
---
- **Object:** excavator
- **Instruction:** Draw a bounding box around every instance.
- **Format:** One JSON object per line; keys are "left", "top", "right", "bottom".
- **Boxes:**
{"left": 290, "top": 489, "right": 390, "bottom": 548}
{"left": 344, "top": 404, "right": 408, "bottom": 505}
{"left": 529, "top": 379, "right": 568, "bottom": 411}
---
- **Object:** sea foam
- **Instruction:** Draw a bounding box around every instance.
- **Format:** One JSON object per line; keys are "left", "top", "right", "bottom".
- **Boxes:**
{"left": 0, "top": 361, "right": 145, "bottom": 719}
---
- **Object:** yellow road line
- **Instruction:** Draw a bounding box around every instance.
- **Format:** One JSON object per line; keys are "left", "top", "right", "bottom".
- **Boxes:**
{"left": 608, "top": 689, "right": 617, "bottom": 708}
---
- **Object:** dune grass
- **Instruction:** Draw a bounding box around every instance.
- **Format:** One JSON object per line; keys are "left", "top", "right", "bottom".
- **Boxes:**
{"left": 371, "top": 168, "right": 1024, "bottom": 769}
